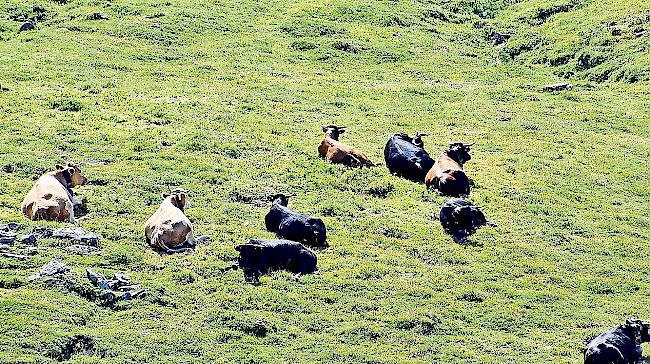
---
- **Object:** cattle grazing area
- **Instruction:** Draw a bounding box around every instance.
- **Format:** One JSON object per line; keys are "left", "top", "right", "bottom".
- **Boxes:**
{"left": 0, "top": 0, "right": 649, "bottom": 362}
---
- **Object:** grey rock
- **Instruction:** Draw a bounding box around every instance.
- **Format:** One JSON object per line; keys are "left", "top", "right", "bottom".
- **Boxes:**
{"left": 86, "top": 269, "right": 136, "bottom": 291}
{"left": 67, "top": 244, "right": 100, "bottom": 255}
{"left": 28, "top": 259, "right": 69, "bottom": 281}
{"left": 87, "top": 12, "right": 109, "bottom": 20}
{"left": 0, "top": 251, "right": 30, "bottom": 260}
{"left": 123, "top": 289, "right": 148, "bottom": 300}
{"left": 0, "top": 223, "right": 17, "bottom": 245}
{"left": 52, "top": 227, "right": 100, "bottom": 246}
{"left": 19, "top": 233, "right": 37, "bottom": 244}
{"left": 543, "top": 82, "right": 572, "bottom": 92}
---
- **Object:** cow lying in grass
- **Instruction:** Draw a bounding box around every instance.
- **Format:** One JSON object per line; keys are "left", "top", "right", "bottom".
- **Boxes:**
{"left": 439, "top": 198, "right": 492, "bottom": 243}
{"left": 425, "top": 142, "right": 474, "bottom": 197}
{"left": 232, "top": 238, "right": 317, "bottom": 284}
{"left": 144, "top": 188, "right": 206, "bottom": 253}
{"left": 265, "top": 194, "right": 327, "bottom": 247}
{"left": 384, "top": 132, "right": 434, "bottom": 183}
{"left": 21, "top": 163, "right": 88, "bottom": 223}
{"left": 584, "top": 319, "right": 650, "bottom": 364}
{"left": 318, "top": 125, "right": 374, "bottom": 167}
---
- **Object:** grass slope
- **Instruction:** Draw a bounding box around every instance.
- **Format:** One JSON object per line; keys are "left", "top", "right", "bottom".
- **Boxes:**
{"left": 0, "top": 0, "right": 649, "bottom": 362}
{"left": 471, "top": 0, "right": 650, "bottom": 82}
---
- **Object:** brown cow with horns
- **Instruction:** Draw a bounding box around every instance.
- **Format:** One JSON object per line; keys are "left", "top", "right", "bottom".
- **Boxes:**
{"left": 318, "top": 125, "right": 374, "bottom": 168}
{"left": 425, "top": 142, "right": 474, "bottom": 197}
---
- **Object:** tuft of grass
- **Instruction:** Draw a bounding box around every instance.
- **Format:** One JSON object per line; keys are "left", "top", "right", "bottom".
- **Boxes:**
{"left": 49, "top": 98, "right": 82, "bottom": 112}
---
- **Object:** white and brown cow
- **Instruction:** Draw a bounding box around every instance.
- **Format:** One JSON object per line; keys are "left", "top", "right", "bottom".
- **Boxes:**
{"left": 21, "top": 163, "right": 88, "bottom": 222}
{"left": 144, "top": 188, "right": 203, "bottom": 253}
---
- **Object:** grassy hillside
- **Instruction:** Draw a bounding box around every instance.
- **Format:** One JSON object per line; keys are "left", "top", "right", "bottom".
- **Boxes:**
{"left": 0, "top": 0, "right": 649, "bottom": 363}
{"left": 474, "top": 0, "right": 650, "bottom": 82}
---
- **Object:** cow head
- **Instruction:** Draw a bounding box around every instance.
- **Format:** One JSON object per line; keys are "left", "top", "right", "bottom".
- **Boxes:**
{"left": 321, "top": 125, "right": 345, "bottom": 140}
{"left": 447, "top": 142, "right": 474, "bottom": 164}
{"left": 163, "top": 188, "right": 191, "bottom": 211}
{"left": 269, "top": 193, "right": 289, "bottom": 207}
{"left": 56, "top": 162, "right": 88, "bottom": 187}
{"left": 412, "top": 133, "right": 427, "bottom": 147}
{"left": 452, "top": 204, "right": 486, "bottom": 229}
{"left": 624, "top": 319, "right": 645, "bottom": 344}
{"left": 234, "top": 243, "right": 265, "bottom": 284}
{"left": 639, "top": 320, "right": 650, "bottom": 343}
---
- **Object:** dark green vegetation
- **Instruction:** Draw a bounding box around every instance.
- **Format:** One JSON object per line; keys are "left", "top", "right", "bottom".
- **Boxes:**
{"left": 0, "top": 0, "right": 649, "bottom": 362}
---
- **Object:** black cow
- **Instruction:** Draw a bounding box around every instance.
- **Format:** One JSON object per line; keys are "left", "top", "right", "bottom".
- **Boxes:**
{"left": 265, "top": 194, "right": 327, "bottom": 247}
{"left": 439, "top": 198, "right": 490, "bottom": 243}
{"left": 233, "top": 238, "right": 317, "bottom": 284}
{"left": 384, "top": 133, "right": 434, "bottom": 182}
{"left": 584, "top": 319, "right": 649, "bottom": 364}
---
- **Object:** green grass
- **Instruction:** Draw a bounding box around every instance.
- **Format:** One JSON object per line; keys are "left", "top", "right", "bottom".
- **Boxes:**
{"left": 481, "top": 0, "right": 650, "bottom": 82}
{"left": 0, "top": 0, "right": 649, "bottom": 362}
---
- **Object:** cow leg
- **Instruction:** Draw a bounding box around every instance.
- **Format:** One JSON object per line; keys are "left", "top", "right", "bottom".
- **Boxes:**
{"left": 184, "top": 231, "right": 197, "bottom": 247}
{"left": 432, "top": 176, "right": 441, "bottom": 190}
{"left": 161, "top": 242, "right": 193, "bottom": 254}
{"left": 70, "top": 195, "right": 82, "bottom": 206}
{"left": 347, "top": 154, "right": 361, "bottom": 168}
{"left": 220, "top": 263, "right": 239, "bottom": 272}
{"left": 326, "top": 149, "right": 357, "bottom": 166}
{"left": 64, "top": 200, "right": 75, "bottom": 223}
{"left": 167, "top": 247, "right": 192, "bottom": 254}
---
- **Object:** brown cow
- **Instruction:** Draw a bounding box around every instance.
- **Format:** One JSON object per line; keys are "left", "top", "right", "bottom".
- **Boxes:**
{"left": 425, "top": 142, "right": 473, "bottom": 197}
{"left": 144, "top": 188, "right": 203, "bottom": 253}
{"left": 21, "top": 163, "right": 88, "bottom": 222}
{"left": 318, "top": 125, "right": 374, "bottom": 167}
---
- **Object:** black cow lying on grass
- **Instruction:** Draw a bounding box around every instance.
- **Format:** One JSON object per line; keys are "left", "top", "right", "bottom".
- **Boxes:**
{"left": 439, "top": 198, "right": 492, "bottom": 243}
{"left": 584, "top": 319, "right": 650, "bottom": 364}
{"left": 384, "top": 133, "right": 434, "bottom": 183}
{"left": 227, "top": 238, "right": 318, "bottom": 284}
{"left": 265, "top": 194, "right": 327, "bottom": 247}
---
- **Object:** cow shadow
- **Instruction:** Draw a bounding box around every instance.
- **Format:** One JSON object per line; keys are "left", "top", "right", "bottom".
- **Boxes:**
{"left": 73, "top": 198, "right": 90, "bottom": 218}
{"left": 455, "top": 239, "right": 483, "bottom": 248}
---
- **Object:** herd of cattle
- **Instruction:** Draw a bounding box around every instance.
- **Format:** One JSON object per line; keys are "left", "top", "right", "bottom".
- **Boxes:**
{"left": 15, "top": 125, "right": 649, "bottom": 363}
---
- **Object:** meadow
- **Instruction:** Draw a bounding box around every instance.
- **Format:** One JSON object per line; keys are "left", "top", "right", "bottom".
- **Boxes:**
{"left": 0, "top": 0, "right": 649, "bottom": 362}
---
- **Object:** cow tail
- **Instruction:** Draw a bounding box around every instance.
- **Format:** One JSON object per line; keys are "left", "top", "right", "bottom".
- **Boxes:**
{"left": 150, "top": 227, "right": 172, "bottom": 252}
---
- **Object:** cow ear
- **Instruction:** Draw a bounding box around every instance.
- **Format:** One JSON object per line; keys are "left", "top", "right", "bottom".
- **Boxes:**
{"left": 55, "top": 164, "right": 64, "bottom": 170}
{"left": 338, "top": 128, "right": 345, "bottom": 134}
{"left": 162, "top": 193, "right": 170, "bottom": 199}
{"left": 234, "top": 244, "right": 243, "bottom": 252}
{"left": 67, "top": 162, "right": 75, "bottom": 167}
{"left": 321, "top": 125, "right": 327, "bottom": 132}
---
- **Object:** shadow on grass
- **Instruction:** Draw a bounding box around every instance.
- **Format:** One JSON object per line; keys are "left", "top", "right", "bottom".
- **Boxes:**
{"left": 456, "top": 239, "right": 484, "bottom": 248}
